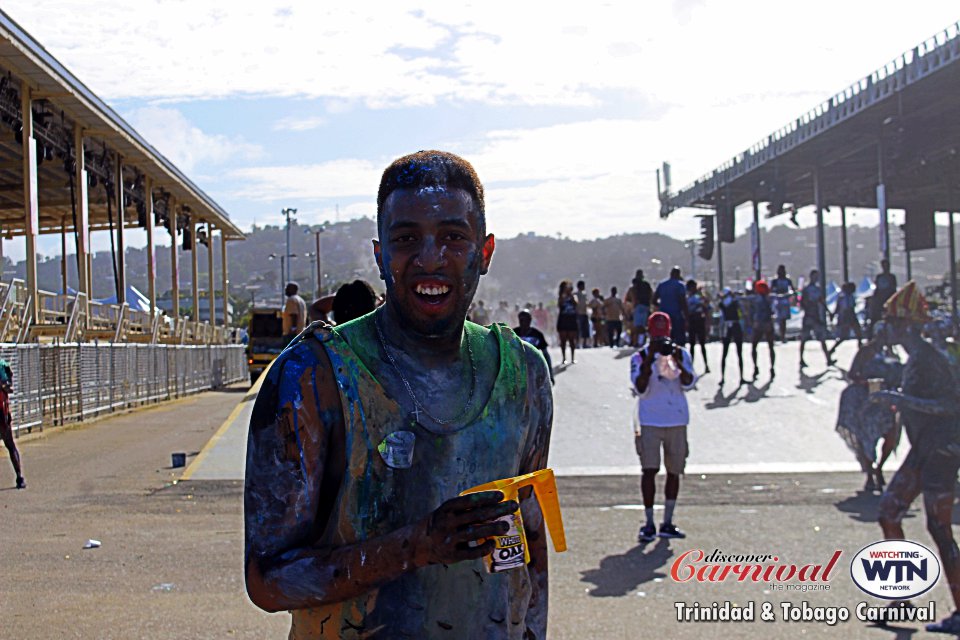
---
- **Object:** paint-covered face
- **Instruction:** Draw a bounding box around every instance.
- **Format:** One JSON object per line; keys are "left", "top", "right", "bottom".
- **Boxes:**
{"left": 374, "top": 187, "right": 494, "bottom": 337}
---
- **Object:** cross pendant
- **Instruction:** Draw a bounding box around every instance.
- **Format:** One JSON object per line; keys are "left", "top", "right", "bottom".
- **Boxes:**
{"left": 411, "top": 406, "right": 421, "bottom": 423}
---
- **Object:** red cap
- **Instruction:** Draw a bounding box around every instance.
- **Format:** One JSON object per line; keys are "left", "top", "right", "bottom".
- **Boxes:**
{"left": 648, "top": 311, "right": 671, "bottom": 339}
{"left": 754, "top": 279, "right": 770, "bottom": 296}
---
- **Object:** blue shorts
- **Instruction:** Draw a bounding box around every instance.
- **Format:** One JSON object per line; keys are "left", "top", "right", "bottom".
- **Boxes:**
{"left": 633, "top": 304, "right": 650, "bottom": 328}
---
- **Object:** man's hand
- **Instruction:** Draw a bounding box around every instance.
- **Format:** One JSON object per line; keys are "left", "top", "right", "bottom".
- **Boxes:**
{"left": 672, "top": 346, "right": 684, "bottom": 365}
{"left": 414, "top": 490, "right": 518, "bottom": 566}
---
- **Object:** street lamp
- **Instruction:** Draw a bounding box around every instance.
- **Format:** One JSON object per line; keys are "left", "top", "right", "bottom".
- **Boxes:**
{"left": 269, "top": 253, "right": 298, "bottom": 301}
{"left": 283, "top": 207, "right": 297, "bottom": 281}
{"left": 303, "top": 251, "right": 317, "bottom": 300}
{"left": 305, "top": 226, "right": 325, "bottom": 297}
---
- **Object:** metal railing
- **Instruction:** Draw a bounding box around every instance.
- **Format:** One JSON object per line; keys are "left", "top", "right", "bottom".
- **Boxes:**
{"left": 665, "top": 21, "right": 960, "bottom": 211}
{"left": 3, "top": 342, "right": 246, "bottom": 437}
{"left": 0, "top": 278, "right": 238, "bottom": 345}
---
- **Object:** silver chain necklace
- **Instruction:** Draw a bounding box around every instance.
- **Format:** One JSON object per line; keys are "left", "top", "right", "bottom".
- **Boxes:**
{"left": 374, "top": 312, "right": 478, "bottom": 425}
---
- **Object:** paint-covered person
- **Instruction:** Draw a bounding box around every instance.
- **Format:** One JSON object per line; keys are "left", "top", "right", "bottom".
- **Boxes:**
{"left": 244, "top": 151, "right": 554, "bottom": 639}
{"left": 282, "top": 281, "right": 308, "bottom": 344}
{"left": 0, "top": 358, "right": 24, "bottom": 489}
{"left": 869, "top": 283, "right": 960, "bottom": 633}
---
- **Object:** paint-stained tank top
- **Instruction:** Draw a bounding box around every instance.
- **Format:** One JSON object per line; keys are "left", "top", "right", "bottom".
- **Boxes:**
{"left": 290, "top": 317, "right": 540, "bottom": 640}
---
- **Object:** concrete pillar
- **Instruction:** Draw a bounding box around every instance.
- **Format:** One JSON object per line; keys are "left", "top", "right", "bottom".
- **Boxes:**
{"left": 20, "top": 86, "right": 39, "bottom": 324}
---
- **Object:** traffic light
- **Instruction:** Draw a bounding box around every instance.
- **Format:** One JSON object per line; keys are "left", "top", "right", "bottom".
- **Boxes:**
{"left": 904, "top": 204, "right": 936, "bottom": 251}
{"left": 698, "top": 215, "right": 715, "bottom": 260}
{"left": 717, "top": 201, "right": 735, "bottom": 243}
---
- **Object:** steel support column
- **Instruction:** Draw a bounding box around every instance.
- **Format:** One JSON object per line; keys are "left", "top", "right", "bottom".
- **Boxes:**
{"left": 115, "top": 155, "right": 126, "bottom": 301}
{"left": 220, "top": 232, "right": 229, "bottom": 326}
{"left": 949, "top": 181, "right": 958, "bottom": 331}
{"left": 60, "top": 218, "right": 67, "bottom": 295}
{"left": 878, "top": 137, "right": 891, "bottom": 263}
{"left": 949, "top": 210, "right": 958, "bottom": 330}
{"left": 752, "top": 200, "right": 762, "bottom": 280}
{"left": 169, "top": 199, "right": 179, "bottom": 320}
{"left": 813, "top": 167, "right": 827, "bottom": 321}
{"left": 715, "top": 214, "right": 724, "bottom": 290}
{"left": 840, "top": 206, "right": 850, "bottom": 284}
{"left": 73, "top": 126, "right": 89, "bottom": 317}
{"left": 145, "top": 177, "right": 156, "bottom": 316}
{"left": 191, "top": 218, "right": 200, "bottom": 322}
{"left": 21, "top": 86, "right": 39, "bottom": 324}
{"left": 207, "top": 223, "right": 215, "bottom": 326}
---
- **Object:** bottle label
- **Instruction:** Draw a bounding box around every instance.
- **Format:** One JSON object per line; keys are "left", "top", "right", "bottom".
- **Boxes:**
{"left": 488, "top": 511, "right": 526, "bottom": 573}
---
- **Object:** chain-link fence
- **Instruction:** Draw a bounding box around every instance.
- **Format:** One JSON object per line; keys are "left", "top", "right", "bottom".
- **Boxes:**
{"left": 3, "top": 343, "right": 245, "bottom": 437}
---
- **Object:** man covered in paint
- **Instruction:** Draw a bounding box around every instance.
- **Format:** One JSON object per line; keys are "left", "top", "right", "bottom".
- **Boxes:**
{"left": 871, "top": 283, "right": 960, "bottom": 634}
{"left": 244, "top": 150, "right": 554, "bottom": 639}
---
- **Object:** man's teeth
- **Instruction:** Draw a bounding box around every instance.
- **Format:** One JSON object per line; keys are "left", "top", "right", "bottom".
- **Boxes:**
{"left": 416, "top": 284, "right": 450, "bottom": 295}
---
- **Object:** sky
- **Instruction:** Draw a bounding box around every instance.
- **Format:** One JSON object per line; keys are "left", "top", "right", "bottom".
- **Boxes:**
{"left": 4, "top": 0, "right": 959, "bottom": 262}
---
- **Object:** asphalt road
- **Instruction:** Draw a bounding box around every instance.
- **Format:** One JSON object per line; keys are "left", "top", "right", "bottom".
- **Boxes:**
{"left": 1, "top": 340, "right": 952, "bottom": 639}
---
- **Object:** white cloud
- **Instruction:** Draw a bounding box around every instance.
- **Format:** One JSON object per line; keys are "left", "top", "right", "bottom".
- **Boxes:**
{"left": 5, "top": 0, "right": 957, "bottom": 110}
{"left": 124, "top": 107, "right": 263, "bottom": 173}
{"left": 272, "top": 115, "right": 327, "bottom": 132}
{"left": 229, "top": 158, "right": 383, "bottom": 201}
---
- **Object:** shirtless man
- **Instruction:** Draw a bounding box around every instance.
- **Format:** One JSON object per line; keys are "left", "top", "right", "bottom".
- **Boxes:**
{"left": 244, "top": 151, "right": 553, "bottom": 639}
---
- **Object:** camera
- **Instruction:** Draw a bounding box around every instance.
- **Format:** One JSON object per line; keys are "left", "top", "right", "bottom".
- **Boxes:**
{"left": 651, "top": 338, "right": 676, "bottom": 356}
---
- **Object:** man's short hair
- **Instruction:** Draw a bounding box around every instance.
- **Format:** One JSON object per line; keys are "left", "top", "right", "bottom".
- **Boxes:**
{"left": 377, "top": 150, "right": 485, "bottom": 238}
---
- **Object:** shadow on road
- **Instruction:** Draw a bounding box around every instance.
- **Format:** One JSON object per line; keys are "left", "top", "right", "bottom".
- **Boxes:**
{"left": 705, "top": 387, "right": 740, "bottom": 410}
{"left": 579, "top": 538, "right": 674, "bottom": 597}
{"left": 743, "top": 379, "right": 773, "bottom": 403}
{"left": 833, "top": 490, "right": 882, "bottom": 523}
{"left": 614, "top": 347, "right": 638, "bottom": 360}
{"left": 796, "top": 369, "right": 832, "bottom": 394}
{"left": 865, "top": 621, "right": 919, "bottom": 639}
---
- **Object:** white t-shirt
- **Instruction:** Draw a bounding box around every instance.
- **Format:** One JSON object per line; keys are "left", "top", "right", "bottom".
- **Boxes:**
{"left": 629, "top": 346, "right": 696, "bottom": 427}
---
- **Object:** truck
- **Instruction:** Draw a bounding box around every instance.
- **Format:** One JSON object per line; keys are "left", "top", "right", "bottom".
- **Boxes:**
{"left": 247, "top": 307, "right": 285, "bottom": 385}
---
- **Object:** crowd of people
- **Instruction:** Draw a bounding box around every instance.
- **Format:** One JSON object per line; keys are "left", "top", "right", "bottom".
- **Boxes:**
{"left": 461, "top": 260, "right": 910, "bottom": 387}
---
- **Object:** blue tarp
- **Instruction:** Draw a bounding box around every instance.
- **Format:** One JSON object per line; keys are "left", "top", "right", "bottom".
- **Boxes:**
{"left": 94, "top": 285, "right": 151, "bottom": 313}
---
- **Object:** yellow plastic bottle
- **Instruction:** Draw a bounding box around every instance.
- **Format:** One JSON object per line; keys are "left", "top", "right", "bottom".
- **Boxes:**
{"left": 460, "top": 468, "right": 567, "bottom": 573}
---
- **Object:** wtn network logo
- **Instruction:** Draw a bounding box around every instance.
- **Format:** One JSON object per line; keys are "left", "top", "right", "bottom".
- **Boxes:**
{"left": 850, "top": 541, "right": 941, "bottom": 599}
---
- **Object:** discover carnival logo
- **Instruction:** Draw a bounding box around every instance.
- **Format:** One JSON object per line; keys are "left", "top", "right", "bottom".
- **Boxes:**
{"left": 850, "top": 540, "right": 941, "bottom": 599}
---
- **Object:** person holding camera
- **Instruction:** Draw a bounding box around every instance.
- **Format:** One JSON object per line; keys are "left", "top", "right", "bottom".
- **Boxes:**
{"left": 630, "top": 312, "right": 697, "bottom": 542}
